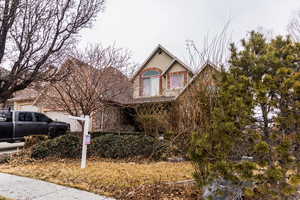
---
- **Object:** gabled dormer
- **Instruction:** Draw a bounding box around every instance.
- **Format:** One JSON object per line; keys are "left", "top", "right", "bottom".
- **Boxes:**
{"left": 131, "top": 45, "right": 194, "bottom": 99}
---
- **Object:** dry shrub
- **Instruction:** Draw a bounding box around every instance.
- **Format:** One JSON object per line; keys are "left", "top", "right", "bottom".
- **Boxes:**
{"left": 135, "top": 103, "right": 171, "bottom": 137}
{"left": 24, "top": 135, "right": 49, "bottom": 149}
{"left": 0, "top": 196, "right": 13, "bottom": 200}
{"left": 118, "top": 183, "right": 202, "bottom": 200}
{"left": 3, "top": 149, "right": 35, "bottom": 166}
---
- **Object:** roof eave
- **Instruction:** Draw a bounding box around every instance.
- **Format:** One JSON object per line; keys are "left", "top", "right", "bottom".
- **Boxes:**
{"left": 175, "top": 62, "right": 220, "bottom": 100}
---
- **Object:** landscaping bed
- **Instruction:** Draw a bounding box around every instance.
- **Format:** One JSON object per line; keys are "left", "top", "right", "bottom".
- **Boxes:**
{"left": 0, "top": 134, "right": 198, "bottom": 199}
{"left": 0, "top": 158, "right": 197, "bottom": 199}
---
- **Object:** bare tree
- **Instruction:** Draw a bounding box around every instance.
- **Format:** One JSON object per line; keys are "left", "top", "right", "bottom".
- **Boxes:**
{"left": 39, "top": 44, "right": 133, "bottom": 130}
{"left": 185, "top": 21, "right": 231, "bottom": 71}
{"left": 288, "top": 10, "right": 300, "bottom": 41}
{"left": 0, "top": 0, "right": 105, "bottom": 103}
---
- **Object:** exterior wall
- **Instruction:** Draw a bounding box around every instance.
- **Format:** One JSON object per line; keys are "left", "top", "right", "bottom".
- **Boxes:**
{"left": 133, "top": 51, "right": 173, "bottom": 98}
{"left": 14, "top": 101, "right": 39, "bottom": 112}
{"left": 92, "top": 105, "right": 134, "bottom": 132}
{"left": 168, "top": 63, "right": 186, "bottom": 73}
{"left": 133, "top": 51, "right": 192, "bottom": 98}
{"left": 145, "top": 51, "right": 173, "bottom": 72}
{"left": 164, "top": 63, "right": 191, "bottom": 96}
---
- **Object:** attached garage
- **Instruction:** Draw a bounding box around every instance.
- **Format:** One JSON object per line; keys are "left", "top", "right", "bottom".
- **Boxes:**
{"left": 44, "top": 111, "right": 82, "bottom": 132}
{"left": 18, "top": 104, "right": 39, "bottom": 112}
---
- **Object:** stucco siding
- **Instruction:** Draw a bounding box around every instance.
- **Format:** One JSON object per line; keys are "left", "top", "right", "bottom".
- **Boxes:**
{"left": 168, "top": 63, "right": 186, "bottom": 73}
{"left": 133, "top": 51, "right": 173, "bottom": 98}
{"left": 15, "top": 102, "right": 39, "bottom": 112}
{"left": 144, "top": 51, "right": 173, "bottom": 72}
{"left": 133, "top": 78, "right": 140, "bottom": 98}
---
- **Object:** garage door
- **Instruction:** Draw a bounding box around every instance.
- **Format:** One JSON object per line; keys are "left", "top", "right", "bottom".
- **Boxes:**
{"left": 44, "top": 112, "right": 83, "bottom": 132}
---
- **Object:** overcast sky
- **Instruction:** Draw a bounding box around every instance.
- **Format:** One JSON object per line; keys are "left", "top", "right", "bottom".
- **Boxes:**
{"left": 79, "top": 0, "right": 300, "bottom": 64}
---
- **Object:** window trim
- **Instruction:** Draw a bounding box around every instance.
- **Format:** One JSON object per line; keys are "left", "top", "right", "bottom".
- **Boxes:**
{"left": 140, "top": 68, "right": 162, "bottom": 97}
{"left": 168, "top": 71, "right": 187, "bottom": 89}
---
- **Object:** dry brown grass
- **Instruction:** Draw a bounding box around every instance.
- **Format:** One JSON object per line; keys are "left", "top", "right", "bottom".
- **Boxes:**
{"left": 0, "top": 159, "right": 194, "bottom": 198}
{"left": 0, "top": 196, "right": 13, "bottom": 200}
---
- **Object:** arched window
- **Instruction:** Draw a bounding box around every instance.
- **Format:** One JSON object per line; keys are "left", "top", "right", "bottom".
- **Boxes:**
{"left": 142, "top": 69, "right": 161, "bottom": 96}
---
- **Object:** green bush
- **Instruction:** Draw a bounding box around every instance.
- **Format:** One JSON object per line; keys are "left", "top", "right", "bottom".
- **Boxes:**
{"left": 89, "top": 134, "right": 167, "bottom": 159}
{"left": 31, "top": 134, "right": 167, "bottom": 160}
{"left": 90, "top": 131, "right": 143, "bottom": 138}
{"left": 31, "top": 134, "right": 81, "bottom": 159}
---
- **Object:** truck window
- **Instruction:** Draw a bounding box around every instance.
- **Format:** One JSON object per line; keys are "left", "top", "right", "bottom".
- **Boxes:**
{"left": 34, "top": 113, "right": 50, "bottom": 122}
{"left": 18, "top": 112, "right": 33, "bottom": 122}
{"left": 0, "top": 111, "right": 12, "bottom": 122}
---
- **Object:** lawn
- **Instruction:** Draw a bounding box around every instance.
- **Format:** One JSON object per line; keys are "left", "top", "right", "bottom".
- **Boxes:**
{"left": 0, "top": 159, "right": 197, "bottom": 199}
{"left": 0, "top": 196, "right": 13, "bottom": 200}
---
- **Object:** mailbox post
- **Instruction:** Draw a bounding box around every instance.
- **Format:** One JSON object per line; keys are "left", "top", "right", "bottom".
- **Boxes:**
{"left": 69, "top": 115, "right": 90, "bottom": 169}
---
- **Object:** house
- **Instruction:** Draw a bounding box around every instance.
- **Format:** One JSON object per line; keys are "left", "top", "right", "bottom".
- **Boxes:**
{"left": 128, "top": 44, "right": 217, "bottom": 102}
{"left": 4, "top": 44, "right": 218, "bottom": 133}
{"left": 131, "top": 45, "right": 194, "bottom": 102}
{"left": 129, "top": 44, "right": 217, "bottom": 103}
{"left": 126, "top": 44, "right": 218, "bottom": 134}
{"left": 6, "top": 87, "right": 40, "bottom": 112}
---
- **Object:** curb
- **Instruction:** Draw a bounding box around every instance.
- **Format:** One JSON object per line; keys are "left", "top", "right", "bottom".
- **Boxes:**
{"left": 0, "top": 145, "right": 24, "bottom": 153}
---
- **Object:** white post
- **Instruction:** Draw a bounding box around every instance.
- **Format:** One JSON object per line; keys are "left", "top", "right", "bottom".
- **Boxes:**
{"left": 68, "top": 115, "right": 90, "bottom": 169}
{"left": 81, "top": 115, "right": 90, "bottom": 169}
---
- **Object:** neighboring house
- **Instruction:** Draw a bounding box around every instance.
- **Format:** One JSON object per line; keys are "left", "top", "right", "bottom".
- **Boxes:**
{"left": 6, "top": 86, "right": 83, "bottom": 132}
{"left": 6, "top": 87, "right": 39, "bottom": 112}
{"left": 33, "top": 58, "right": 133, "bottom": 132}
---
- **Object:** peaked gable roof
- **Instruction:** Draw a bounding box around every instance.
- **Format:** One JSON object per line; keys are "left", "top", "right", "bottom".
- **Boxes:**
{"left": 131, "top": 44, "right": 193, "bottom": 81}
{"left": 128, "top": 62, "right": 220, "bottom": 105}
{"left": 175, "top": 62, "right": 220, "bottom": 100}
{"left": 33, "top": 57, "right": 133, "bottom": 109}
{"left": 7, "top": 87, "right": 39, "bottom": 102}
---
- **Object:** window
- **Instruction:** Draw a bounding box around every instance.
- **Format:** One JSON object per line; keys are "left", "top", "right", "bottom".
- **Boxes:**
{"left": 170, "top": 73, "right": 185, "bottom": 89}
{"left": 34, "top": 113, "right": 51, "bottom": 122}
{"left": 18, "top": 112, "right": 33, "bottom": 122}
{"left": 142, "top": 69, "right": 161, "bottom": 96}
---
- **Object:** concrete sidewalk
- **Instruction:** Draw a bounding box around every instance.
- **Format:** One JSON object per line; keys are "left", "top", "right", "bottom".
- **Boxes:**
{"left": 0, "top": 173, "right": 114, "bottom": 200}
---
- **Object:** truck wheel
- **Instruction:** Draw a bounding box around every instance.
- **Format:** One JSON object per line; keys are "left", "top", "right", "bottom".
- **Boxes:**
{"left": 48, "top": 129, "right": 56, "bottom": 139}
{"left": 56, "top": 130, "right": 65, "bottom": 137}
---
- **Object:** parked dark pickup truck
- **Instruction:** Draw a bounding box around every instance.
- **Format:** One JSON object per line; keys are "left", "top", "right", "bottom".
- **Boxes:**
{"left": 0, "top": 110, "right": 70, "bottom": 142}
